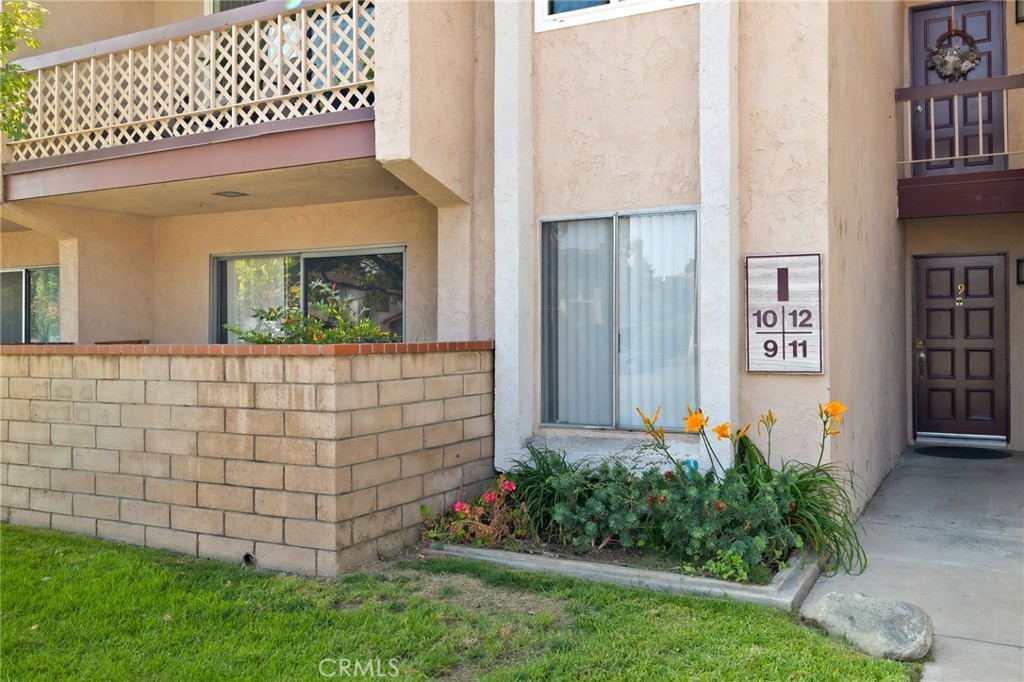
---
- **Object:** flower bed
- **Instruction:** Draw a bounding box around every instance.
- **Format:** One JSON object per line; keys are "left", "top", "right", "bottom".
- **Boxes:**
{"left": 423, "top": 402, "right": 865, "bottom": 585}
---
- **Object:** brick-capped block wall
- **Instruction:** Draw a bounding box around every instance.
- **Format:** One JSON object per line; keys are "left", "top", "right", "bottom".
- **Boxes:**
{"left": 0, "top": 344, "right": 495, "bottom": 575}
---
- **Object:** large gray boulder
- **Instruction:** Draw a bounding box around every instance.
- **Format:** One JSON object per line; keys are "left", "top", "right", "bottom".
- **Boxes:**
{"left": 810, "top": 592, "right": 933, "bottom": 661}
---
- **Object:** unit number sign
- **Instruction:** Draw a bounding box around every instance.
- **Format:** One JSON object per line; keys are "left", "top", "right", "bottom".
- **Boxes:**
{"left": 745, "top": 254, "right": 823, "bottom": 373}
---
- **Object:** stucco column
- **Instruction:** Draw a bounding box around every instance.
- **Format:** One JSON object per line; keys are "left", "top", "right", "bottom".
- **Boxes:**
{"left": 56, "top": 238, "right": 80, "bottom": 343}
{"left": 492, "top": 0, "right": 534, "bottom": 471}
{"left": 698, "top": 0, "right": 740, "bottom": 467}
{"left": 435, "top": 203, "right": 472, "bottom": 340}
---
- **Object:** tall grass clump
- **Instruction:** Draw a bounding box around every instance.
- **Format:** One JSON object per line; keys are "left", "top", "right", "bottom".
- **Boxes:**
{"left": 507, "top": 444, "right": 584, "bottom": 539}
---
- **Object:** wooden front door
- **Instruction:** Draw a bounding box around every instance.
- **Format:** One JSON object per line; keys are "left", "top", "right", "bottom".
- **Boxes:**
{"left": 914, "top": 255, "right": 1008, "bottom": 439}
{"left": 910, "top": 1, "right": 1006, "bottom": 176}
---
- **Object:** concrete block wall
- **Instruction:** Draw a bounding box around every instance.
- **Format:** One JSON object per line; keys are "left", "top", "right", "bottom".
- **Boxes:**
{"left": 0, "top": 343, "right": 495, "bottom": 576}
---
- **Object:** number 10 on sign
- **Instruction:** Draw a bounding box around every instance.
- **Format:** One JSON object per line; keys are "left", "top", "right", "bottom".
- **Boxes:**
{"left": 745, "top": 254, "right": 823, "bottom": 373}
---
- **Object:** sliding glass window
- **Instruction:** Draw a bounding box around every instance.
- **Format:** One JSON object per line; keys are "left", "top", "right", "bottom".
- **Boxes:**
{"left": 541, "top": 210, "right": 697, "bottom": 429}
{"left": 1, "top": 267, "right": 60, "bottom": 344}
{"left": 214, "top": 248, "right": 404, "bottom": 342}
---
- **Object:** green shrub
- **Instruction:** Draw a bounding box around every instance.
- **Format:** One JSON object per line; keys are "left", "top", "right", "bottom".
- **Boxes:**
{"left": 549, "top": 459, "right": 662, "bottom": 551}
{"left": 225, "top": 279, "right": 398, "bottom": 344}
{"left": 732, "top": 413, "right": 866, "bottom": 575}
{"left": 545, "top": 457, "right": 799, "bottom": 573}
{"left": 648, "top": 463, "right": 799, "bottom": 569}
{"left": 634, "top": 402, "right": 866, "bottom": 575}
{"left": 424, "top": 401, "right": 865, "bottom": 583}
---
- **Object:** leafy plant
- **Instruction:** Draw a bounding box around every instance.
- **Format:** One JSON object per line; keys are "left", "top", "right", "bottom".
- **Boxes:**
{"left": 224, "top": 279, "right": 397, "bottom": 344}
{"left": 549, "top": 459, "right": 663, "bottom": 551}
{"left": 1, "top": 0, "right": 47, "bottom": 139}
{"left": 421, "top": 475, "right": 529, "bottom": 548}
{"left": 649, "top": 462, "right": 799, "bottom": 570}
{"left": 698, "top": 548, "right": 750, "bottom": 582}
{"left": 693, "top": 402, "right": 866, "bottom": 575}
{"left": 781, "top": 459, "right": 866, "bottom": 575}
{"left": 506, "top": 444, "right": 584, "bottom": 540}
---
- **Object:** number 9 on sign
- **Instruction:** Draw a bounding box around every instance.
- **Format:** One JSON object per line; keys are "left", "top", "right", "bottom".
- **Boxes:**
{"left": 763, "top": 340, "right": 778, "bottom": 358}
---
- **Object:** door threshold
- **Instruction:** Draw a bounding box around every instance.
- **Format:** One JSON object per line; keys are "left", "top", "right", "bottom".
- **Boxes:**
{"left": 914, "top": 433, "right": 1008, "bottom": 449}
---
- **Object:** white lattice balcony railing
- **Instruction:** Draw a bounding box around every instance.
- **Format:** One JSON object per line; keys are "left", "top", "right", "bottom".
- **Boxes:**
{"left": 8, "top": 0, "right": 374, "bottom": 163}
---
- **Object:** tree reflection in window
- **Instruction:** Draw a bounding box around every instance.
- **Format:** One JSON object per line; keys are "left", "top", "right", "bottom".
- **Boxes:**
{"left": 304, "top": 253, "right": 402, "bottom": 337}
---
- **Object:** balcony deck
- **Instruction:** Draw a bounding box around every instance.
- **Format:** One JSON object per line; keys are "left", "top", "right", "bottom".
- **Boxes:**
{"left": 5, "top": 0, "right": 374, "bottom": 165}
{"left": 895, "top": 74, "right": 1024, "bottom": 220}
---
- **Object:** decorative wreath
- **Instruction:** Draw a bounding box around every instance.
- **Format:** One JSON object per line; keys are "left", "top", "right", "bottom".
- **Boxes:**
{"left": 926, "top": 29, "right": 982, "bottom": 81}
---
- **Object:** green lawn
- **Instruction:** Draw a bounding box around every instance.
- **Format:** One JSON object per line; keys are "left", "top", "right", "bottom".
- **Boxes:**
{"left": 0, "top": 526, "right": 918, "bottom": 681}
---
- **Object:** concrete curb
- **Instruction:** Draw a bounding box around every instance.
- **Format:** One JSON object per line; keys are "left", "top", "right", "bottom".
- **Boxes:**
{"left": 423, "top": 544, "right": 822, "bottom": 611}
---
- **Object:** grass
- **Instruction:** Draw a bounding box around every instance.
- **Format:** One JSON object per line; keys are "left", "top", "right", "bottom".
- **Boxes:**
{"left": 0, "top": 526, "right": 919, "bottom": 681}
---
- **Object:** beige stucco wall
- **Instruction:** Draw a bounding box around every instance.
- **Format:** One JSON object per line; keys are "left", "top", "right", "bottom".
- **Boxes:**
{"left": 4, "top": 195, "right": 438, "bottom": 346}
{"left": 151, "top": 195, "right": 438, "bottom": 344}
{"left": 469, "top": 0, "right": 495, "bottom": 342}
{"left": 370, "top": 0, "right": 494, "bottom": 342}
{"left": 0, "top": 230, "right": 59, "bottom": 268}
{"left": 152, "top": 0, "right": 205, "bottom": 27}
{"left": 0, "top": 203, "right": 155, "bottom": 345}
{"left": 826, "top": 0, "right": 907, "bottom": 502}
{"left": 532, "top": 4, "right": 700, "bottom": 216}
{"left": 13, "top": 1, "right": 166, "bottom": 58}
{"left": 736, "top": 1, "right": 831, "bottom": 466}
{"left": 375, "top": 0, "right": 477, "bottom": 204}
{"left": 904, "top": 214, "right": 1024, "bottom": 451}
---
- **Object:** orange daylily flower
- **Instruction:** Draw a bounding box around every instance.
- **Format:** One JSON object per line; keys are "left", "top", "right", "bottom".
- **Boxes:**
{"left": 684, "top": 407, "right": 708, "bottom": 433}
{"left": 711, "top": 423, "right": 731, "bottom": 441}
{"left": 636, "top": 407, "right": 665, "bottom": 440}
{"left": 829, "top": 429, "right": 841, "bottom": 436}
{"left": 824, "top": 401, "right": 848, "bottom": 423}
{"left": 735, "top": 423, "right": 751, "bottom": 440}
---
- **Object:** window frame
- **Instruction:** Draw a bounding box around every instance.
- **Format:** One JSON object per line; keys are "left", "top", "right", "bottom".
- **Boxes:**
{"left": 210, "top": 245, "right": 407, "bottom": 343}
{"left": 537, "top": 205, "right": 700, "bottom": 432}
{"left": 0, "top": 265, "right": 60, "bottom": 344}
{"left": 534, "top": 0, "right": 699, "bottom": 33}
{"left": 205, "top": 0, "right": 265, "bottom": 15}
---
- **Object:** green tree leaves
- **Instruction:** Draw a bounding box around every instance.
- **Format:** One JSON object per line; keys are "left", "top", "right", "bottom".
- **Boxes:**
{"left": 1, "top": 1, "right": 47, "bottom": 139}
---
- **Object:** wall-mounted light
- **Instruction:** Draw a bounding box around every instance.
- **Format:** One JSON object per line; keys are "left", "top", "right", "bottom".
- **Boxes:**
{"left": 1018, "top": 0, "right": 1024, "bottom": 23}
{"left": 213, "top": 191, "right": 249, "bottom": 198}
{"left": 1017, "top": 258, "right": 1024, "bottom": 285}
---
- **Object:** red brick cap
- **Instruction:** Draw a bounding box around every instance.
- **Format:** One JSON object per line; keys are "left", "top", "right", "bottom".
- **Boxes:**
{"left": 0, "top": 342, "right": 495, "bottom": 356}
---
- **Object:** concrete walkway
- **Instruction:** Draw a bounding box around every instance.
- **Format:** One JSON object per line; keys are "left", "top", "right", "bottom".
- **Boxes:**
{"left": 800, "top": 447, "right": 1024, "bottom": 681}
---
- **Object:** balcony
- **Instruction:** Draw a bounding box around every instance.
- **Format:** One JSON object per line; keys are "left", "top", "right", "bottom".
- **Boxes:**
{"left": 895, "top": 74, "right": 1024, "bottom": 220}
{"left": 9, "top": 0, "right": 373, "bottom": 162}
{"left": 1, "top": 0, "right": 392, "bottom": 207}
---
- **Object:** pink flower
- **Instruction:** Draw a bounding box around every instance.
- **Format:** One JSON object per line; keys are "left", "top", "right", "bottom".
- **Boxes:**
{"left": 453, "top": 501, "right": 469, "bottom": 514}
{"left": 483, "top": 492, "right": 496, "bottom": 503}
{"left": 503, "top": 480, "right": 517, "bottom": 492}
